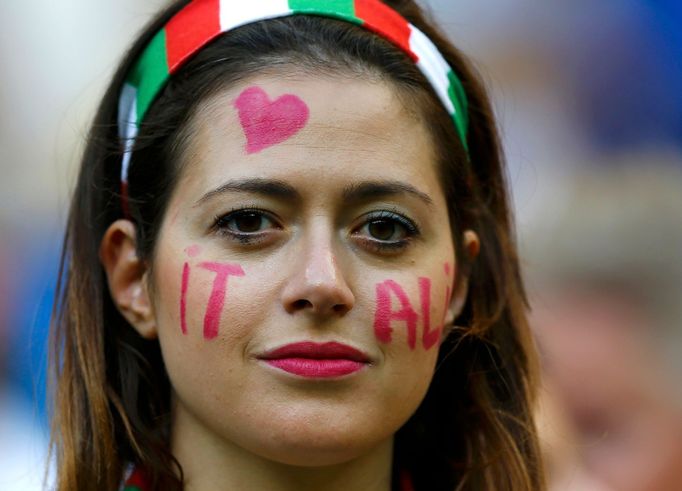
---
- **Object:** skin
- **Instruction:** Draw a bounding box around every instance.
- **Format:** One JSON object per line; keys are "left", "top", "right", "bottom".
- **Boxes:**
{"left": 101, "top": 74, "right": 477, "bottom": 491}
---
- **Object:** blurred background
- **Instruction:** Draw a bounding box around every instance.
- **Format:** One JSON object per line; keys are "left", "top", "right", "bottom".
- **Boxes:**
{"left": 1, "top": 1, "right": 680, "bottom": 489}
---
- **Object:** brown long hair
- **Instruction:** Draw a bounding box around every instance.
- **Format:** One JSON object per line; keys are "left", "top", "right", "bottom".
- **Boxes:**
{"left": 50, "top": 1, "right": 545, "bottom": 489}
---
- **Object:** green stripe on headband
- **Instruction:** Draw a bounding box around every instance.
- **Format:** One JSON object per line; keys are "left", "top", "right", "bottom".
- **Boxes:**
{"left": 127, "top": 29, "right": 169, "bottom": 123}
{"left": 290, "top": 0, "right": 356, "bottom": 17}
{"left": 447, "top": 69, "right": 468, "bottom": 152}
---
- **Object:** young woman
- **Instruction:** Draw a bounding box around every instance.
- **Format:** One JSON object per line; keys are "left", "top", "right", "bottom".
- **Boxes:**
{"left": 50, "top": 1, "right": 544, "bottom": 489}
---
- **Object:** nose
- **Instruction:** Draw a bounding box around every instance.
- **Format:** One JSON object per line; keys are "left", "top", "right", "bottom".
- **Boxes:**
{"left": 281, "top": 234, "right": 355, "bottom": 317}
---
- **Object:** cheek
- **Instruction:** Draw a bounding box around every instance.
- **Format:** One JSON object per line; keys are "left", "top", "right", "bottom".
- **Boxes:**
{"left": 371, "top": 261, "right": 455, "bottom": 353}
{"left": 365, "top": 262, "right": 456, "bottom": 407}
{"left": 153, "top": 258, "right": 274, "bottom": 397}
{"left": 154, "top": 258, "right": 270, "bottom": 347}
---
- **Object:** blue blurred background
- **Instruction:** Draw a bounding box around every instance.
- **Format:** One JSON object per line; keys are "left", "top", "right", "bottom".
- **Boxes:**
{"left": 1, "top": 1, "right": 680, "bottom": 489}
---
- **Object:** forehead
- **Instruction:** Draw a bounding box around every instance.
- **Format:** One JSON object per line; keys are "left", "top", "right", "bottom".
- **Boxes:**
{"left": 176, "top": 73, "right": 441, "bottom": 201}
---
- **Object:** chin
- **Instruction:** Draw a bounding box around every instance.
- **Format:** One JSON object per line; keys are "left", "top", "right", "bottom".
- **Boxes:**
{"left": 253, "top": 434, "right": 390, "bottom": 467}
{"left": 236, "top": 412, "right": 395, "bottom": 467}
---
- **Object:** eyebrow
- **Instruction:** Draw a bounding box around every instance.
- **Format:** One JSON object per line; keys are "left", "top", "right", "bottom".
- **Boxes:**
{"left": 195, "top": 178, "right": 301, "bottom": 206}
{"left": 341, "top": 181, "right": 434, "bottom": 208}
{"left": 195, "top": 178, "right": 433, "bottom": 208}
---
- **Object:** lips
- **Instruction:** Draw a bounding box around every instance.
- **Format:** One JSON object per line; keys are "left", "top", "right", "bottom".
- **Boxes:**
{"left": 258, "top": 342, "right": 370, "bottom": 378}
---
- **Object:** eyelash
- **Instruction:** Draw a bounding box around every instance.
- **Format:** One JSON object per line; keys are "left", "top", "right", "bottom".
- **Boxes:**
{"left": 212, "top": 205, "right": 280, "bottom": 244}
{"left": 352, "top": 210, "right": 420, "bottom": 253}
{"left": 211, "top": 207, "right": 420, "bottom": 252}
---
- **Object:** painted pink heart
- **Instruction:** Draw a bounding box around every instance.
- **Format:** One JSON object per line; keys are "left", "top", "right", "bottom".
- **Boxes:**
{"left": 234, "top": 86, "right": 310, "bottom": 154}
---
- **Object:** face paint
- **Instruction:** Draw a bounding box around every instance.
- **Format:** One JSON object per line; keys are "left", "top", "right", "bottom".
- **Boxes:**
{"left": 184, "top": 244, "right": 202, "bottom": 257}
{"left": 234, "top": 86, "right": 309, "bottom": 154}
{"left": 375, "top": 263, "right": 455, "bottom": 350}
{"left": 373, "top": 279, "right": 419, "bottom": 350}
{"left": 198, "top": 262, "right": 245, "bottom": 340}
{"left": 418, "top": 278, "right": 437, "bottom": 349}
{"left": 419, "top": 277, "right": 451, "bottom": 350}
{"left": 180, "top": 262, "right": 190, "bottom": 335}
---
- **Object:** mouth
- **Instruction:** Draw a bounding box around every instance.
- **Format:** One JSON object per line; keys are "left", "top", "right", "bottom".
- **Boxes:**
{"left": 257, "top": 341, "right": 371, "bottom": 378}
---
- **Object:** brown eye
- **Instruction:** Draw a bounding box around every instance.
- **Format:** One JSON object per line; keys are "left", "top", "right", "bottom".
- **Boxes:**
{"left": 233, "top": 212, "right": 264, "bottom": 233}
{"left": 216, "top": 209, "right": 278, "bottom": 236}
{"left": 368, "top": 220, "right": 401, "bottom": 241}
{"left": 352, "top": 211, "right": 419, "bottom": 253}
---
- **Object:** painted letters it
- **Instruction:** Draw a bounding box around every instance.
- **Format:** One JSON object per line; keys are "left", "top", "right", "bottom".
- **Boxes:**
{"left": 199, "top": 262, "right": 245, "bottom": 340}
{"left": 180, "top": 262, "right": 191, "bottom": 335}
{"left": 179, "top": 261, "right": 245, "bottom": 339}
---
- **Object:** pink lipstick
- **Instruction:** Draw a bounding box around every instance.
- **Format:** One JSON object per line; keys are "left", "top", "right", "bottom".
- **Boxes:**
{"left": 258, "top": 342, "right": 370, "bottom": 378}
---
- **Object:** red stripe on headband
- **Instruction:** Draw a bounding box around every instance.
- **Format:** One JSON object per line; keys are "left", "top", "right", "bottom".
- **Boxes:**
{"left": 355, "top": 0, "right": 416, "bottom": 61}
{"left": 166, "top": 0, "right": 221, "bottom": 73}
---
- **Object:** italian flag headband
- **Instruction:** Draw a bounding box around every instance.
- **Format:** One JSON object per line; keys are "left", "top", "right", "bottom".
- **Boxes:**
{"left": 118, "top": 0, "right": 470, "bottom": 186}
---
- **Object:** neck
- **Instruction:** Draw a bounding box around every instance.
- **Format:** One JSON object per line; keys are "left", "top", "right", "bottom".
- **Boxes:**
{"left": 171, "top": 404, "right": 394, "bottom": 491}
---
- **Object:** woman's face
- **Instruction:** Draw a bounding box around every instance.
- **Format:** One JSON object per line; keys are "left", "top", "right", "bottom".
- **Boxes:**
{"left": 149, "top": 73, "right": 464, "bottom": 467}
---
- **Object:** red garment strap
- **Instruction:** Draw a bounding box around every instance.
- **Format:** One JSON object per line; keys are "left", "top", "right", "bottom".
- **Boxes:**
{"left": 122, "top": 466, "right": 151, "bottom": 491}
{"left": 123, "top": 466, "right": 415, "bottom": 490}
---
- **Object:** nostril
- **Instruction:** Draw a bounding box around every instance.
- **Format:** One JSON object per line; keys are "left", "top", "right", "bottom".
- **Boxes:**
{"left": 292, "top": 299, "right": 313, "bottom": 310}
{"left": 332, "top": 304, "right": 349, "bottom": 314}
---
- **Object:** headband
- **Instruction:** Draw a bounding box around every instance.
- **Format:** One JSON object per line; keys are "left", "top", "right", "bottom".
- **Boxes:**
{"left": 118, "top": 0, "right": 469, "bottom": 189}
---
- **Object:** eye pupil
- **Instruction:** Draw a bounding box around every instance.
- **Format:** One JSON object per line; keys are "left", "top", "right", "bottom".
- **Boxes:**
{"left": 368, "top": 220, "right": 396, "bottom": 241}
{"left": 234, "top": 213, "right": 262, "bottom": 232}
